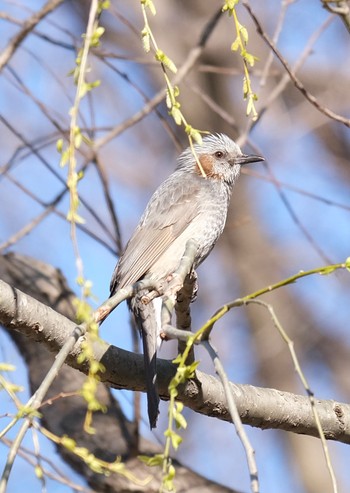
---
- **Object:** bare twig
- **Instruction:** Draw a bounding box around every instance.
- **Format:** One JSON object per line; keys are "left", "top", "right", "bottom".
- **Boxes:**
{"left": 245, "top": 299, "right": 338, "bottom": 493}
{"left": 94, "top": 278, "right": 157, "bottom": 323}
{"left": 246, "top": 168, "right": 350, "bottom": 212}
{"left": 93, "top": 154, "right": 123, "bottom": 255}
{"left": 243, "top": 1, "right": 350, "bottom": 128}
{"left": 202, "top": 339, "right": 259, "bottom": 493}
{"left": 260, "top": 0, "right": 296, "bottom": 86}
{"left": 0, "top": 437, "right": 91, "bottom": 492}
{"left": 0, "top": 208, "right": 52, "bottom": 252}
{"left": 0, "top": 325, "right": 84, "bottom": 493}
{"left": 94, "top": 8, "right": 223, "bottom": 149}
{"left": 0, "top": 0, "right": 64, "bottom": 73}
{"left": 0, "top": 114, "right": 117, "bottom": 246}
{"left": 2, "top": 173, "right": 117, "bottom": 254}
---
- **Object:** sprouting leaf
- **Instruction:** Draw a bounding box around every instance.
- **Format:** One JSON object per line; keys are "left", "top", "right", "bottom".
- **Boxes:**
{"left": 143, "top": 0, "right": 156, "bottom": 15}
{"left": 56, "top": 138, "right": 64, "bottom": 153}
{"left": 240, "top": 25, "right": 249, "bottom": 44}
{"left": 244, "top": 52, "right": 258, "bottom": 67}
{"left": 138, "top": 454, "right": 164, "bottom": 467}
{"left": 59, "top": 148, "right": 70, "bottom": 167}
{"left": 0, "top": 363, "right": 16, "bottom": 372}
{"left": 141, "top": 28, "right": 151, "bottom": 52}
{"left": 66, "top": 210, "right": 85, "bottom": 224}
{"left": 164, "top": 429, "right": 183, "bottom": 450}
{"left": 174, "top": 411, "right": 187, "bottom": 430}
{"left": 246, "top": 97, "right": 253, "bottom": 116}
{"left": 34, "top": 465, "right": 44, "bottom": 479}
{"left": 170, "top": 106, "right": 182, "bottom": 125}
{"left": 61, "top": 436, "right": 76, "bottom": 451}
{"left": 163, "top": 463, "right": 176, "bottom": 490}
{"left": 242, "top": 77, "right": 249, "bottom": 99}
{"left": 231, "top": 37, "right": 240, "bottom": 52}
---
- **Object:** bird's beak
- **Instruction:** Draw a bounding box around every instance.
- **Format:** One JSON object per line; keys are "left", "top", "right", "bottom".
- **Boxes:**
{"left": 235, "top": 154, "right": 265, "bottom": 166}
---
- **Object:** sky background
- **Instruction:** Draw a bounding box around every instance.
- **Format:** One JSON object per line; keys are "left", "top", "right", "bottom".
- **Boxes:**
{"left": 0, "top": 1, "right": 350, "bottom": 492}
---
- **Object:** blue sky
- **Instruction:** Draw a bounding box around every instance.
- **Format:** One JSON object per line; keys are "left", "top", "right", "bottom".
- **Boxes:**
{"left": 0, "top": 1, "right": 350, "bottom": 492}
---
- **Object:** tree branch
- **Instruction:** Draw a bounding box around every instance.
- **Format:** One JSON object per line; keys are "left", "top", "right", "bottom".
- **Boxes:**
{"left": 0, "top": 0, "right": 64, "bottom": 73}
{"left": 0, "top": 253, "right": 235, "bottom": 492}
{"left": 1, "top": 270, "right": 350, "bottom": 444}
{"left": 244, "top": 1, "right": 350, "bottom": 128}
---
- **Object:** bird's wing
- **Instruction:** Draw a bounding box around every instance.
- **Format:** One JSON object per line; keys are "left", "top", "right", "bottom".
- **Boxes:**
{"left": 110, "top": 177, "right": 201, "bottom": 293}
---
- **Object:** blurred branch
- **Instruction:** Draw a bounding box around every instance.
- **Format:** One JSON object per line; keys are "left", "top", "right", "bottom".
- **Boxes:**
{"left": 0, "top": 114, "right": 117, "bottom": 249}
{"left": 0, "top": 173, "right": 116, "bottom": 255}
{"left": 244, "top": 2, "right": 350, "bottom": 128}
{"left": 245, "top": 299, "right": 338, "bottom": 493}
{"left": 259, "top": 0, "right": 295, "bottom": 87}
{"left": 1, "top": 173, "right": 116, "bottom": 254}
{"left": 246, "top": 169, "right": 350, "bottom": 212}
{"left": 94, "top": 7, "right": 223, "bottom": 149}
{"left": 93, "top": 154, "right": 123, "bottom": 254}
{"left": 0, "top": 0, "right": 64, "bottom": 73}
{"left": 322, "top": 0, "right": 350, "bottom": 33}
{"left": 202, "top": 339, "right": 259, "bottom": 493}
{"left": 1, "top": 259, "right": 350, "bottom": 443}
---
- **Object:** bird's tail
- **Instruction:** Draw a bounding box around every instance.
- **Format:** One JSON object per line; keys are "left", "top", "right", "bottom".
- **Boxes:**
{"left": 131, "top": 296, "right": 160, "bottom": 429}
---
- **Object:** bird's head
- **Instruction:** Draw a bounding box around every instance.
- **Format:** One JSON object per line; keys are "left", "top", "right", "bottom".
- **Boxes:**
{"left": 177, "top": 133, "right": 264, "bottom": 186}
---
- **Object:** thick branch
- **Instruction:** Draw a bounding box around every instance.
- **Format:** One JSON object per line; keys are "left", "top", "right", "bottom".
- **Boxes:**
{"left": 0, "top": 253, "right": 234, "bottom": 493}
{"left": 0, "top": 277, "right": 349, "bottom": 443}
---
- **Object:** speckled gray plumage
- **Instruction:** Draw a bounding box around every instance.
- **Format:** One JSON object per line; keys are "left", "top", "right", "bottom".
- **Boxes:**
{"left": 110, "top": 133, "right": 264, "bottom": 428}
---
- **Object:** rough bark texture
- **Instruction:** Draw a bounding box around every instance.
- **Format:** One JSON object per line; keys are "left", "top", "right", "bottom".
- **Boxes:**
{"left": 0, "top": 253, "right": 237, "bottom": 493}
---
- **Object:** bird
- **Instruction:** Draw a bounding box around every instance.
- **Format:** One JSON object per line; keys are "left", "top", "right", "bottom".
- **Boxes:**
{"left": 110, "top": 133, "right": 264, "bottom": 428}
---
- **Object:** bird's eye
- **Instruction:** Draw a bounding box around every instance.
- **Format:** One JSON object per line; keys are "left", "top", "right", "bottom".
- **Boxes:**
{"left": 214, "top": 151, "right": 224, "bottom": 159}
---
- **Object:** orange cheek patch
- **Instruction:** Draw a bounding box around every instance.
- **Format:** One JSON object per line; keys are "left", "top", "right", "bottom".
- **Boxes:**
{"left": 196, "top": 154, "right": 215, "bottom": 177}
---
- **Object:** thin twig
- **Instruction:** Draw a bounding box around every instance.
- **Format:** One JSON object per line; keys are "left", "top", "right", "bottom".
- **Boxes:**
{"left": 2, "top": 173, "right": 117, "bottom": 254}
{"left": 0, "top": 173, "right": 116, "bottom": 255}
{"left": 93, "top": 154, "right": 123, "bottom": 255}
{"left": 243, "top": 1, "right": 350, "bottom": 128}
{"left": 260, "top": 0, "right": 295, "bottom": 86}
{"left": 94, "top": 278, "right": 157, "bottom": 323}
{"left": 244, "top": 299, "right": 338, "bottom": 493}
{"left": 246, "top": 168, "right": 350, "bottom": 212}
{"left": 94, "top": 7, "right": 223, "bottom": 150}
{"left": 238, "top": 12, "right": 335, "bottom": 145}
{"left": 0, "top": 207, "right": 53, "bottom": 252}
{"left": 0, "top": 325, "right": 84, "bottom": 493}
{"left": 67, "top": 0, "right": 99, "bottom": 281}
{"left": 237, "top": 13, "right": 337, "bottom": 264}
{"left": 202, "top": 339, "right": 259, "bottom": 493}
{"left": 0, "top": 0, "right": 64, "bottom": 73}
{"left": 199, "top": 260, "right": 349, "bottom": 339}
{"left": 0, "top": 436, "right": 91, "bottom": 492}
{"left": 0, "top": 114, "right": 117, "bottom": 245}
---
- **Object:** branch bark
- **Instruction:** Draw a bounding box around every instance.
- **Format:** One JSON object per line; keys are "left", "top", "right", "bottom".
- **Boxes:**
{"left": 0, "top": 253, "right": 349, "bottom": 445}
{"left": 0, "top": 0, "right": 65, "bottom": 73}
{"left": 0, "top": 253, "right": 236, "bottom": 493}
